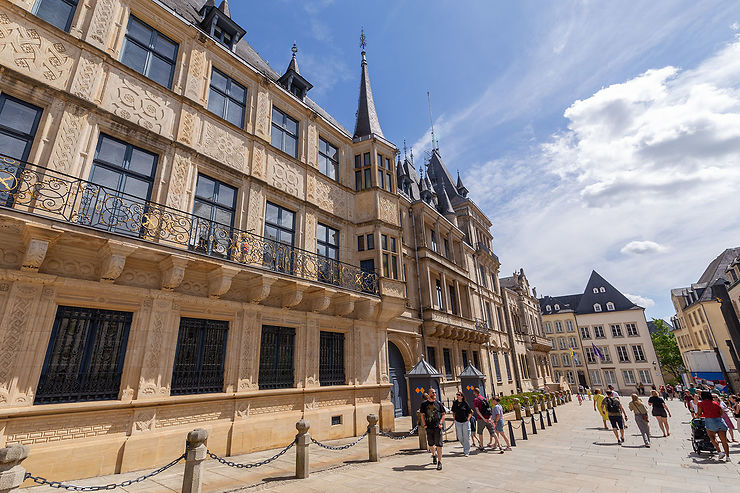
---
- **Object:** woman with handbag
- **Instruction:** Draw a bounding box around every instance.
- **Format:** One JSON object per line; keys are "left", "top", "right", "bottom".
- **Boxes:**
{"left": 628, "top": 394, "right": 651, "bottom": 447}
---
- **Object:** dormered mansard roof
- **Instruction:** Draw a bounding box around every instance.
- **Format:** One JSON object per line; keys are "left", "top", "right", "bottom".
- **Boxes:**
{"left": 539, "top": 271, "right": 639, "bottom": 315}
{"left": 161, "top": 0, "right": 350, "bottom": 137}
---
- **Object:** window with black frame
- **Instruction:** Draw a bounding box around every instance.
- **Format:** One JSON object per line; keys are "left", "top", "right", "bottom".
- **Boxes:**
{"left": 207, "top": 69, "right": 247, "bottom": 128}
{"left": 443, "top": 348, "right": 453, "bottom": 380}
{"left": 258, "top": 325, "right": 295, "bottom": 389}
{"left": 271, "top": 107, "right": 298, "bottom": 157}
{"left": 171, "top": 318, "right": 228, "bottom": 395}
{"left": 318, "top": 138, "right": 338, "bottom": 181}
{"left": 427, "top": 346, "right": 437, "bottom": 370}
{"left": 316, "top": 223, "right": 339, "bottom": 285}
{"left": 85, "top": 134, "right": 157, "bottom": 235}
{"left": 0, "top": 95, "right": 42, "bottom": 206}
{"left": 35, "top": 306, "right": 132, "bottom": 404}
{"left": 472, "top": 350, "right": 480, "bottom": 370}
{"left": 319, "top": 331, "right": 345, "bottom": 386}
{"left": 461, "top": 349, "right": 469, "bottom": 368}
{"left": 32, "top": 0, "right": 78, "bottom": 32}
{"left": 190, "top": 174, "right": 236, "bottom": 258}
{"left": 120, "top": 16, "right": 178, "bottom": 88}
{"left": 263, "top": 202, "right": 295, "bottom": 274}
{"left": 354, "top": 152, "right": 371, "bottom": 191}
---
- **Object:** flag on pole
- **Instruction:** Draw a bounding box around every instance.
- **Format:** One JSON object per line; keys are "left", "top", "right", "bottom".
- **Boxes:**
{"left": 592, "top": 343, "right": 604, "bottom": 361}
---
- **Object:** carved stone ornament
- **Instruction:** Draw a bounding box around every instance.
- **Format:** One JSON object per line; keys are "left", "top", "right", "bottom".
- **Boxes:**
{"left": 244, "top": 277, "right": 274, "bottom": 303}
{"left": 159, "top": 256, "right": 189, "bottom": 291}
{"left": 99, "top": 241, "right": 136, "bottom": 282}
{"left": 20, "top": 226, "right": 61, "bottom": 272}
{"left": 207, "top": 266, "right": 240, "bottom": 298}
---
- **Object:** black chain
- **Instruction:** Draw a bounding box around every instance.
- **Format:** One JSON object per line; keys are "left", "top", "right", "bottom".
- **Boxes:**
{"left": 206, "top": 440, "right": 295, "bottom": 469}
{"left": 310, "top": 432, "right": 367, "bottom": 450}
{"left": 24, "top": 454, "right": 185, "bottom": 491}
{"left": 378, "top": 425, "right": 418, "bottom": 440}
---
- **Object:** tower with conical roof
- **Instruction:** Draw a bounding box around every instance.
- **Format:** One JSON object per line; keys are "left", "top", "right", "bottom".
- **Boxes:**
{"left": 353, "top": 29, "right": 384, "bottom": 140}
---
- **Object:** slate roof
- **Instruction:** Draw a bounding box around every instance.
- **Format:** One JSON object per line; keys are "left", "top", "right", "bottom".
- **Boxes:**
{"left": 575, "top": 270, "right": 638, "bottom": 314}
{"left": 539, "top": 294, "right": 582, "bottom": 314}
{"left": 159, "top": 0, "right": 351, "bottom": 137}
{"left": 353, "top": 50, "right": 384, "bottom": 139}
{"left": 697, "top": 248, "right": 740, "bottom": 284}
{"left": 406, "top": 358, "right": 442, "bottom": 377}
{"left": 459, "top": 363, "right": 486, "bottom": 378}
{"left": 671, "top": 247, "right": 740, "bottom": 308}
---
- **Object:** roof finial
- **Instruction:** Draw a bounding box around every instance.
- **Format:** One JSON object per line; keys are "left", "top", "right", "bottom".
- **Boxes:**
{"left": 403, "top": 139, "right": 408, "bottom": 160}
{"left": 427, "top": 91, "right": 438, "bottom": 152}
{"left": 360, "top": 27, "right": 367, "bottom": 62}
{"left": 292, "top": 41, "right": 298, "bottom": 57}
{"left": 410, "top": 147, "right": 414, "bottom": 165}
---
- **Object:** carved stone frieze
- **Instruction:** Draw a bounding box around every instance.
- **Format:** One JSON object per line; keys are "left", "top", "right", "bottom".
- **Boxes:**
{"left": 0, "top": 11, "right": 76, "bottom": 89}
{"left": 0, "top": 284, "right": 40, "bottom": 399}
{"left": 177, "top": 108, "right": 198, "bottom": 146}
{"left": 49, "top": 105, "right": 87, "bottom": 174}
{"left": 184, "top": 47, "right": 207, "bottom": 102}
{"left": 103, "top": 70, "right": 175, "bottom": 138}
{"left": 70, "top": 51, "right": 103, "bottom": 101}
{"left": 251, "top": 143, "right": 266, "bottom": 178}
{"left": 268, "top": 155, "right": 303, "bottom": 198}
{"left": 255, "top": 89, "right": 270, "bottom": 138}
{"left": 87, "top": 0, "right": 115, "bottom": 49}
{"left": 165, "top": 154, "right": 192, "bottom": 210}
{"left": 200, "top": 121, "right": 247, "bottom": 172}
{"left": 378, "top": 195, "right": 398, "bottom": 225}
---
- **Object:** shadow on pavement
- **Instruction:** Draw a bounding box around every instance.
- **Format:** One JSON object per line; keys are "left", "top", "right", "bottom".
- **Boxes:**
{"left": 391, "top": 464, "right": 434, "bottom": 472}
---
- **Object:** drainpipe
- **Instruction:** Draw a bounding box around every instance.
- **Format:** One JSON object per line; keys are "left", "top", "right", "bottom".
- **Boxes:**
{"left": 410, "top": 208, "right": 427, "bottom": 356}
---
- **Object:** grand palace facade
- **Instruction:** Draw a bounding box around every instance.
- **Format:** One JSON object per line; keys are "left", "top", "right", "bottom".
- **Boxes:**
{"left": 0, "top": 0, "right": 554, "bottom": 480}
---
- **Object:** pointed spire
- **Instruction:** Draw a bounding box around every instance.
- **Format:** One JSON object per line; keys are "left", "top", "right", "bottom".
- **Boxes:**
{"left": 287, "top": 42, "right": 300, "bottom": 75}
{"left": 353, "top": 28, "right": 384, "bottom": 139}
{"left": 456, "top": 171, "right": 469, "bottom": 197}
{"left": 217, "top": 0, "right": 230, "bottom": 17}
{"left": 438, "top": 187, "right": 455, "bottom": 216}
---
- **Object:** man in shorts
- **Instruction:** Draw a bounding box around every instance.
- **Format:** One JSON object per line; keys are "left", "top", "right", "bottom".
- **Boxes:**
{"left": 601, "top": 390, "right": 628, "bottom": 444}
{"left": 473, "top": 388, "right": 498, "bottom": 450}
{"left": 420, "top": 388, "right": 445, "bottom": 470}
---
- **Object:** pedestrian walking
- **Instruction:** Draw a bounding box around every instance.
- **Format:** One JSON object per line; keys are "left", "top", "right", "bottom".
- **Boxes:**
{"left": 696, "top": 390, "right": 731, "bottom": 461}
{"left": 491, "top": 396, "right": 511, "bottom": 452}
{"left": 420, "top": 388, "right": 445, "bottom": 470}
{"left": 469, "top": 413, "right": 480, "bottom": 449}
{"left": 713, "top": 394, "right": 736, "bottom": 443}
{"left": 451, "top": 391, "right": 473, "bottom": 456}
{"left": 729, "top": 395, "right": 740, "bottom": 432}
{"left": 691, "top": 393, "right": 700, "bottom": 418}
{"left": 660, "top": 386, "right": 669, "bottom": 400}
{"left": 577, "top": 392, "right": 583, "bottom": 405}
{"left": 648, "top": 389, "right": 671, "bottom": 437}
{"left": 593, "top": 389, "right": 609, "bottom": 429}
{"left": 628, "top": 394, "right": 651, "bottom": 447}
{"left": 607, "top": 384, "right": 620, "bottom": 398}
{"left": 472, "top": 388, "right": 499, "bottom": 450}
{"left": 637, "top": 382, "right": 644, "bottom": 396}
{"left": 601, "top": 390, "right": 628, "bottom": 444}
{"left": 676, "top": 383, "right": 683, "bottom": 395}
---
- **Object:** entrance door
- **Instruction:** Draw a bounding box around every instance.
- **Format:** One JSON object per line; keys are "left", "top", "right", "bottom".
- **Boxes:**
{"left": 578, "top": 370, "right": 587, "bottom": 387}
{"left": 388, "top": 342, "right": 408, "bottom": 417}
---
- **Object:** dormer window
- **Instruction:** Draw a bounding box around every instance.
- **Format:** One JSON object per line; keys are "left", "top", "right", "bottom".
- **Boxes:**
{"left": 199, "top": 1, "right": 245, "bottom": 51}
{"left": 599, "top": 287, "right": 606, "bottom": 293}
{"left": 594, "top": 303, "right": 602, "bottom": 312}
{"left": 592, "top": 288, "right": 598, "bottom": 294}
{"left": 554, "top": 304, "right": 560, "bottom": 310}
{"left": 278, "top": 43, "right": 312, "bottom": 101}
{"left": 546, "top": 305, "right": 551, "bottom": 311}
{"left": 606, "top": 302, "right": 615, "bottom": 311}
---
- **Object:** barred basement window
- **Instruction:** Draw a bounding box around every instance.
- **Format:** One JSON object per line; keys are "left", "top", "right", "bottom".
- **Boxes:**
{"left": 171, "top": 318, "right": 228, "bottom": 395}
{"left": 36, "top": 306, "right": 132, "bottom": 404}
{"left": 319, "top": 331, "right": 345, "bottom": 386}
{"left": 259, "top": 325, "right": 295, "bottom": 389}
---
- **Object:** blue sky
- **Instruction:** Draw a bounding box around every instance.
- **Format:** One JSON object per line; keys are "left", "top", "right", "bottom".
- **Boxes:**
{"left": 231, "top": 1, "right": 740, "bottom": 321}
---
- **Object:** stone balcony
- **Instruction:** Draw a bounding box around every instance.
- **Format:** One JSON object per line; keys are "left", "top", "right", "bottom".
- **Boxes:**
{"left": 527, "top": 334, "right": 553, "bottom": 352}
{"left": 0, "top": 155, "right": 389, "bottom": 318}
{"left": 423, "top": 308, "right": 489, "bottom": 343}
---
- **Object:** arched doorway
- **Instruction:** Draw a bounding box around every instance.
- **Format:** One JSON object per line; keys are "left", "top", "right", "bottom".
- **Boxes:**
{"left": 388, "top": 341, "right": 409, "bottom": 417}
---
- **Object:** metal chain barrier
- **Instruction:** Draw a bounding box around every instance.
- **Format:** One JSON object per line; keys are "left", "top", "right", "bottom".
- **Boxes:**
{"left": 24, "top": 453, "right": 186, "bottom": 491}
{"left": 444, "top": 422, "right": 454, "bottom": 432}
{"left": 378, "top": 425, "right": 418, "bottom": 440}
{"left": 207, "top": 440, "right": 296, "bottom": 469}
{"left": 509, "top": 421, "right": 522, "bottom": 429}
{"left": 310, "top": 432, "right": 367, "bottom": 450}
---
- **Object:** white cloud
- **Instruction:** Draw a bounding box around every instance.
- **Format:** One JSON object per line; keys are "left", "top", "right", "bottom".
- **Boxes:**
{"left": 625, "top": 293, "right": 656, "bottom": 308}
{"left": 620, "top": 241, "right": 668, "bottom": 255}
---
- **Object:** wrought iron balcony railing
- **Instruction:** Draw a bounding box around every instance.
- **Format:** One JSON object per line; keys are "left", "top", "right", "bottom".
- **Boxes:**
{"left": 0, "top": 155, "right": 379, "bottom": 296}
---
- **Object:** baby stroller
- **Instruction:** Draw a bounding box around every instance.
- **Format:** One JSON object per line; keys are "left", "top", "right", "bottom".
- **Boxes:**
{"left": 691, "top": 418, "right": 716, "bottom": 454}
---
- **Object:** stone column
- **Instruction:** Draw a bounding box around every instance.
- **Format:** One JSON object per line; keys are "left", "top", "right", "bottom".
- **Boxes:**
{"left": 0, "top": 444, "right": 29, "bottom": 493}
{"left": 295, "top": 420, "right": 310, "bottom": 479}
{"left": 182, "top": 429, "right": 208, "bottom": 493}
{"left": 367, "top": 414, "right": 379, "bottom": 462}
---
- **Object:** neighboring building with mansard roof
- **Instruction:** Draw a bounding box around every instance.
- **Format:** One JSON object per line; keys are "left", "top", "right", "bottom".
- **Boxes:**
{"left": 671, "top": 248, "right": 740, "bottom": 391}
{"left": 540, "top": 271, "right": 663, "bottom": 392}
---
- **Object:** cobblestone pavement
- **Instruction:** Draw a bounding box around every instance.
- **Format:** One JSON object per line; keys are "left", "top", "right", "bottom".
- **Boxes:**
{"left": 24, "top": 398, "right": 740, "bottom": 492}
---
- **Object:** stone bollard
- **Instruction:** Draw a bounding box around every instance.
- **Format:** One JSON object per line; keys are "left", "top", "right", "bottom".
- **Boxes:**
{"left": 0, "top": 444, "right": 29, "bottom": 493}
{"left": 367, "top": 414, "right": 379, "bottom": 462}
{"left": 547, "top": 394, "right": 553, "bottom": 409}
{"left": 417, "top": 412, "right": 427, "bottom": 451}
{"left": 295, "top": 419, "right": 310, "bottom": 479}
{"left": 524, "top": 397, "right": 532, "bottom": 417}
{"left": 513, "top": 398, "right": 522, "bottom": 420}
{"left": 532, "top": 396, "right": 540, "bottom": 414}
{"left": 183, "top": 428, "right": 208, "bottom": 493}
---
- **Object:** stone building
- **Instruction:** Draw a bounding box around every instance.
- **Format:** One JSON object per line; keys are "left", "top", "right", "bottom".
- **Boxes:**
{"left": 0, "top": 0, "right": 556, "bottom": 481}
{"left": 670, "top": 248, "right": 740, "bottom": 392}
{"left": 540, "top": 271, "right": 664, "bottom": 394}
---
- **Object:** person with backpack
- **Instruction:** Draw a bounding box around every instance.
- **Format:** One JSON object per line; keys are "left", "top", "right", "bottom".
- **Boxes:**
{"left": 601, "top": 390, "right": 628, "bottom": 444}
{"left": 473, "top": 387, "right": 498, "bottom": 450}
{"left": 451, "top": 391, "right": 473, "bottom": 456}
{"left": 420, "top": 388, "right": 445, "bottom": 470}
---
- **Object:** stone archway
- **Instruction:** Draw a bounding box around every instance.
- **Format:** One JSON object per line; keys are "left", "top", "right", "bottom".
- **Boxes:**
{"left": 388, "top": 341, "right": 409, "bottom": 417}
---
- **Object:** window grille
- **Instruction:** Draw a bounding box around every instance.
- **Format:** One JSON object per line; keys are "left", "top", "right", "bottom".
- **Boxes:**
{"left": 319, "top": 331, "right": 345, "bottom": 386}
{"left": 171, "top": 318, "right": 228, "bottom": 395}
{"left": 259, "top": 326, "right": 295, "bottom": 389}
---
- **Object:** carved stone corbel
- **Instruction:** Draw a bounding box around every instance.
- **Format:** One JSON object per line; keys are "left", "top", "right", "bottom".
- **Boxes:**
{"left": 159, "top": 256, "right": 189, "bottom": 290}
{"left": 244, "top": 276, "right": 275, "bottom": 303}
{"left": 280, "top": 282, "right": 307, "bottom": 308}
{"left": 354, "top": 299, "right": 380, "bottom": 319}
{"left": 207, "top": 266, "right": 240, "bottom": 298}
{"left": 20, "top": 225, "right": 61, "bottom": 272}
{"left": 332, "top": 294, "right": 356, "bottom": 317}
{"left": 301, "top": 288, "right": 332, "bottom": 313}
{"left": 99, "top": 241, "right": 136, "bottom": 282}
